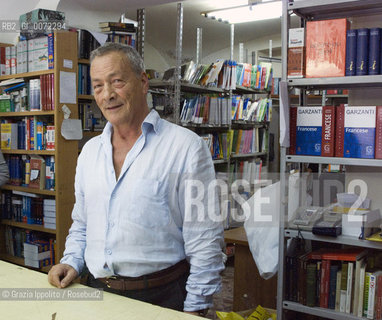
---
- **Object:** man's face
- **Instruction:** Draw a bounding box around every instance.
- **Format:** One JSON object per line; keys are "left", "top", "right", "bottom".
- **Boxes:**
{"left": 90, "top": 51, "right": 148, "bottom": 127}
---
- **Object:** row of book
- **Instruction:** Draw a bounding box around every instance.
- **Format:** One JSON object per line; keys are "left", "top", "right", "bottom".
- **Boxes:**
{"left": 346, "top": 28, "right": 382, "bottom": 76}
{"left": 78, "top": 63, "right": 92, "bottom": 95}
{"left": 1, "top": 120, "right": 55, "bottom": 151}
{"left": 165, "top": 59, "right": 273, "bottom": 91}
{"left": 231, "top": 96, "right": 272, "bottom": 122}
{"left": 201, "top": 128, "right": 265, "bottom": 160}
{"left": 78, "top": 103, "right": 106, "bottom": 131}
{"left": 0, "top": 75, "right": 55, "bottom": 112}
{"left": 286, "top": 247, "right": 382, "bottom": 319}
{"left": 236, "top": 62, "right": 273, "bottom": 90}
{"left": 180, "top": 95, "right": 231, "bottom": 125}
{"left": 0, "top": 34, "right": 54, "bottom": 75}
{"left": 290, "top": 105, "right": 382, "bottom": 159}
{"left": 5, "top": 155, "right": 55, "bottom": 191}
{"left": 287, "top": 19, "right": 382, "bottom": 78}
{"left": 2, "top": 191, "right": 56, "bottom": 228}
{"left": 4, "top": 226, "right": 56, "bottom": 268}
{"left": 77, "top": 27, "right": 136, "bottom": 60}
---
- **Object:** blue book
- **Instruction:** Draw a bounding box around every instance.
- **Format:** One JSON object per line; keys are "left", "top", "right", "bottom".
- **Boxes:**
{"left": 328, "top": 265, "right": 339, "bottom": 309}
{"left": 296, "top": 106, "right": 322, "bottom": 156}
{"left": 356, "top": 28, "right": 369, "bottom": 76}
{"left": 368, "top": 28, "right": 381, "bottom": 75}
{"left": 48, "top": 33, "right": 54, "bottom": 69}
{"left": 344, "top": 106, "right": 376, "bottom": 158}
{"left": 345, "top": 29, "right": 357, "bottom": 76}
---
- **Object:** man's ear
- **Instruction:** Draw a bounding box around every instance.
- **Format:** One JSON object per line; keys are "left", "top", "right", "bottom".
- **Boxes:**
{"left": 141, "top": 72, "right": 149, "bottom": 93}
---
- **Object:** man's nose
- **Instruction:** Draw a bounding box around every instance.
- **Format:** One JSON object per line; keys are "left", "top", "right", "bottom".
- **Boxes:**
{"left": 103, "top": 83, "right": 116, "bottom": 101}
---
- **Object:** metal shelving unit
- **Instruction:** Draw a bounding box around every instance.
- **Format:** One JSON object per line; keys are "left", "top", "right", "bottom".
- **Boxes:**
{"left": 278, "top": 1, "right": 382, "bottom": 319}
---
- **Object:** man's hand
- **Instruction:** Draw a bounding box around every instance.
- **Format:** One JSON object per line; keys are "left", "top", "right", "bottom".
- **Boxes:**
{"left": 184, "top": 310, "right": 208, "bottom": 317}
{"left": 48, "top": 264, "right": 78, "bottom": 288}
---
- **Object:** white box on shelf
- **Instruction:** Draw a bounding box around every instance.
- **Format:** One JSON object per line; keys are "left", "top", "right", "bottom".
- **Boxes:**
{"left": 341, "top": 209, "right": 381, "bottom": 239}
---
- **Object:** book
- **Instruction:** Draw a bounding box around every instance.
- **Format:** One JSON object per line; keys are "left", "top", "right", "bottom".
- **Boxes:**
{"left": 306, "top": 263, "right": 317, "bottom": 307}
{"left": 345, "top": 29, "right": 357, "bottom": 76}
{"left": 356, "top": 28, "right": 370, "bottom": 76}
{"left": 340, "top": 262, "right": 348, "bottom": 313}
{"left": 321, "top": 106, "right": 336, "bottom": 157}
{"left": 1, "top": 123, "right": 18, "bottom": 150}
{"left": 358, "top": 261, "right": 367, "bottom": 317}
{"left": 29, "top": 155, "right": 46, "bottom": 190}
{"left": 288, "top": 28, "right": 305, "bottom": 78}
{"left": 305, "top": 18, "right": 349, "bottom": 78}
{"left": 368, "top": 28, "right": 380, "bottom": 75}
{"left": 296, "top": 106, "right": 322, "bottom": 156}
{"left": 343, "top": 106, "right": 376, "bottom": 159}
{"left": 335, "top": 104, "right": 345, "bottom": 157}
{"left": 329, "top": 264, "right": 339, "bottom": 309}
{"left": 335, "top": 269, "right": 342, "bottom": 311}
{"left": 345, "top": 262, "right": 354, "bottom": 313}
{"left": 375, "top": 106, "right": 382, "bottom": 159}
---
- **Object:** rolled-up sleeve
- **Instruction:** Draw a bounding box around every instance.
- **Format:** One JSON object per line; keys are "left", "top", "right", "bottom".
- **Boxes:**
{"left": 180, "top": 137, "right": 225, "bottom": 311}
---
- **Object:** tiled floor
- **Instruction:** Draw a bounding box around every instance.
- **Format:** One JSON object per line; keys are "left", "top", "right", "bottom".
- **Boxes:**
{"left": 205, "top": 259, "right": 234, "bottom": 319}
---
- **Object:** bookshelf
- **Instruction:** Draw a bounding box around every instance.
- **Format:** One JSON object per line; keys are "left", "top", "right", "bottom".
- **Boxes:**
{"left": 0, "top": 30, "right": 78, "bottom": 271}
{"left": 278, "top": 1, "right": 382, "bottom": 319}
{"left": 146, "top": 3, "right": 273, "bottom": 230}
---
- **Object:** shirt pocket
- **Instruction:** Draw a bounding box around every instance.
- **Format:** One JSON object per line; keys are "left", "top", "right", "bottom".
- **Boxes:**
{"left": 127, "top": 178, "right": 170, "bottom": 228}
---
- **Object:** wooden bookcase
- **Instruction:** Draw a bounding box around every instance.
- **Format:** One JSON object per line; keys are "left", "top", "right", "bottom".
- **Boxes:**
{"left": 0, "top": 30, "right": 78, "bottom": 271}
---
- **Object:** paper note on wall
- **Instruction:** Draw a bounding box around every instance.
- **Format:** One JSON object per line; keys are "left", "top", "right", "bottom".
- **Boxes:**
{"left": 59, "top": 71, "right": 76, "bottom": 104}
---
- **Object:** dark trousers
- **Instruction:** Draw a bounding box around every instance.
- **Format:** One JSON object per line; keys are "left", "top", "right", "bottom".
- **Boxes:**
{"left": 87, "top": 271, "right": 188, "bottom": 311}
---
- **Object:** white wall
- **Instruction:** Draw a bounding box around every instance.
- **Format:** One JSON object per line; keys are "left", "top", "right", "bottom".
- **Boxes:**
{"left": 201, "top": 33, "right": 282, "bottom": 77}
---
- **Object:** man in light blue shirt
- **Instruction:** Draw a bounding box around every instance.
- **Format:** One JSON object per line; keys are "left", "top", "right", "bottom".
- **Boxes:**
{"left": 48, "top": 42, "right": 224, "bottom": 316}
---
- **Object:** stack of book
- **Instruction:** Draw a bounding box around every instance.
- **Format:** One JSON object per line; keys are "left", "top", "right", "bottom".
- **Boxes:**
{"left": 24, "top": 240, "right": 51, "bottom": 268}
{"left": 43, "top": 199, "right": 56, "bottom": 230}
{"left": 99, "top": 22, "right": 136, "bottom": 47}
{"left": 290, "top": 105, "right": 382, "bottom": 159}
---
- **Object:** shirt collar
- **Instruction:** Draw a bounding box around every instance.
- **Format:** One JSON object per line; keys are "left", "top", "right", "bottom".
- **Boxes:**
{"left": 101, "top": 109, "right": 161, "bottom": 144}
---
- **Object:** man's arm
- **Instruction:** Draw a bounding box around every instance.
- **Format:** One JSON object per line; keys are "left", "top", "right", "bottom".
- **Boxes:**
{"left": 48, "top": 150, "right": 88, "bottom": 285}
{"left": 179, "top": 137, "right": 225, "bottom": 312}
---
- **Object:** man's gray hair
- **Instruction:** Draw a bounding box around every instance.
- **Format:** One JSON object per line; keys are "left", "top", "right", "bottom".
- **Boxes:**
{"left": 90, "top": 42, "right": 145, "bottom": 76}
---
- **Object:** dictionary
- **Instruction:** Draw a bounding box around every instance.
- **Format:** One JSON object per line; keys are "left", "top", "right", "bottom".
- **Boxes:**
{"left": 321, "top": 106, "right": 336, "bottom": 157}
{"left": 344, "top": 106, "right": 376, "bottom": 159}
{"left": 296, "top": 106, "right": 322, "bottom": 156}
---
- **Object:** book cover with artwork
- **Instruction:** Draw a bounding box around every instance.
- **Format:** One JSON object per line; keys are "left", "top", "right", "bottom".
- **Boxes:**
{"left": 296, "top": 106, "right": 322, "bottom": 156}
{"left": 344, "top": 106, "right": 376, "bottom": 159}
{"left": 306, "top": 18, "right": 349, "bottom": 78}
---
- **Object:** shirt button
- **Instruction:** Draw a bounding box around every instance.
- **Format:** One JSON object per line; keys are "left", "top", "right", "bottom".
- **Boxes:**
{"left": 110, "top": 222, "right": 114, "bottom": 227}
{"left": 111, "top": 193, "right": 116, "bottom": 199}
{"left": 106, "top": 249, "right": 112, "bottom": 255}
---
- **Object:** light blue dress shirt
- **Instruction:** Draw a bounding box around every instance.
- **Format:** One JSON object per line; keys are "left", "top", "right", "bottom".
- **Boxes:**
{"left": 61, "top": 109, "right": 225, "bottom": 311}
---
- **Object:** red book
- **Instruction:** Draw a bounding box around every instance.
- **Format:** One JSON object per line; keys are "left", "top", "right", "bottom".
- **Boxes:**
{"left": 375, "top": 272, "right": 382, "bottom": 320}
{"left": 309, "top": 248, "right": 367, "bottom": 262}
{"left": 50, "top": 74, "right": 55, "bottom": 110}
{"left": 375, "top": 106, "right": 382, "bottom": 159}
{"left": 305, "top": 18, "right": 349, "bottom": 78}
{"left": 320, "top": 259, "right": 331, "bottom": 308}
{"left": 289, "top": 107, "right": 297, "bottom": 155}
{"left": 335, "top": 104, "right": 345, "bottom": 157}
{"left": 321, "top": 106, "right": 336, "bottom": 157}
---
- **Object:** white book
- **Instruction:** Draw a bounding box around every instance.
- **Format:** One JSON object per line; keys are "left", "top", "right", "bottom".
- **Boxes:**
{"left": 24, "top": 250, "right": 50, "bottom": 260}
{"left": 357, "top": 262, "right": 367, "bottom": 317}
{"left": 367, "top": 273, "right": 377, "bottom": 319}
{"left": 345, "top": 262, "right": 354, "bottom": 313}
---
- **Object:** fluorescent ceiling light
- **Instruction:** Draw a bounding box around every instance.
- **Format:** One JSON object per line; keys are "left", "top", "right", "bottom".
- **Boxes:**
{"left": 202, "top": 1, "right": 282, "bottom": 24}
